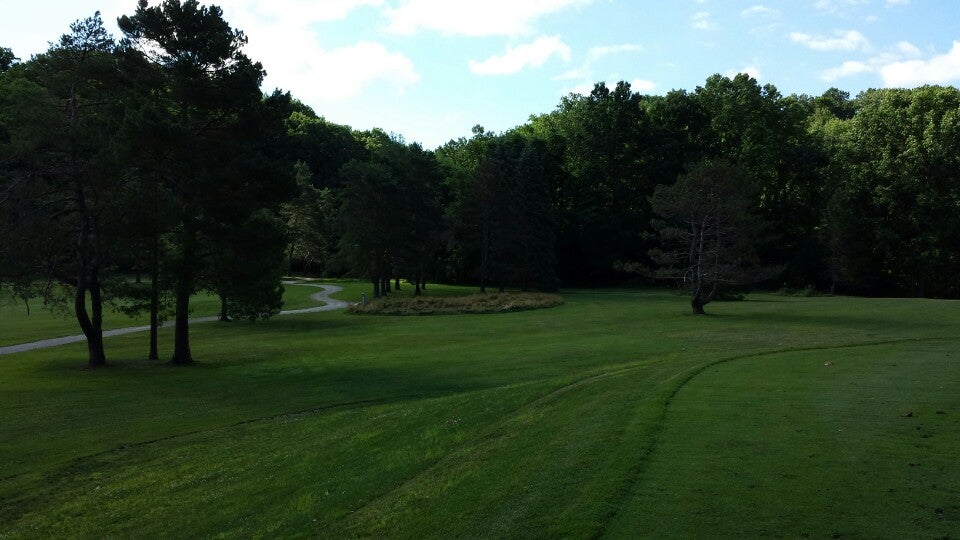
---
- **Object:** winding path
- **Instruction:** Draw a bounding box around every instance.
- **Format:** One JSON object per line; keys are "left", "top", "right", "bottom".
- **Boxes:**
{"left": 0, "top": 282, "right": 349, "bottom": 356}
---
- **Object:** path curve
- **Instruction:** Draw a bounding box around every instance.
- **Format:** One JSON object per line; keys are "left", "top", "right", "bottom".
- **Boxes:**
{"left": 0, "top": 282, "right": 349, "bottom": 356}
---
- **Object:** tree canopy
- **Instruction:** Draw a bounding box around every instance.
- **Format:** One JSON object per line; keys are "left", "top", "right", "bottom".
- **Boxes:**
{"left": 3, "top": 1, "right": 960, "bottom": 367}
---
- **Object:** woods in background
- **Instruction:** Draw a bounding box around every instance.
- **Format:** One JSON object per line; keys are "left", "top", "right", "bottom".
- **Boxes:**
{"left": 3, "top": 1, "right": 960, "bottom": 364}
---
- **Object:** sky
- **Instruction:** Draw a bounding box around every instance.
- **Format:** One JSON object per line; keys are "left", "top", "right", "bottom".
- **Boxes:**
{"left": 3, "top": 0, "right": 959, "bottom": 148}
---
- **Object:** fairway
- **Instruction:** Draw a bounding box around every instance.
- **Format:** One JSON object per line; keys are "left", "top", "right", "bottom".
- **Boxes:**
{"left": 0, "top": 288, "right": 958, "bottom": 537}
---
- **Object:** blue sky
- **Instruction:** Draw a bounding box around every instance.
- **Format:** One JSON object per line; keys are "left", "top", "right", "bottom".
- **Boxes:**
{"left": 3, "top": 1, "right": 959, "bottom": 148}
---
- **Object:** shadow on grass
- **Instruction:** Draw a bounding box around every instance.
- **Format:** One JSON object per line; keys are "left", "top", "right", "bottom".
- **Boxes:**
{"left": 719, "top": 309, "right": 948, "bottom": 334}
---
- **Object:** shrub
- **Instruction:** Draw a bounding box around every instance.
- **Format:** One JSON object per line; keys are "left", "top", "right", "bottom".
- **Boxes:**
{"left": 348, "top": 292, "right": 563, "bottom": 316}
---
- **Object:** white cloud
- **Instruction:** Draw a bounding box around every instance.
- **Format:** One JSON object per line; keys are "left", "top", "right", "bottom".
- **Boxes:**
{"left": 725, "top": 66, "right": 762, "bottom": 80}
{"left": 213, "top": 2, "right": 418, "bottom": 103}
{"left": 587, "top": 44, "right": 644, "bottom": 62}
{"left": 691, "top": 11, "right": 713, "bottom": 30}
{"left": 789, "top": 30, "right": 870, "bottom": 51}
{"left": 741, "top": 5, "right": 779, "bottom": 17}
{"left": 218, "top": 0, "right": 382, "bottom": 24}
{"left": 554, "top": 42, "right": 643, "bottom": 91}
{"left": 886, "top": 0, "right": 910, "bottom": 5}
{"left": 470, "top": 36, "right": 571, "bottom": 75}
{"left": 554, "top": 68, "right": 587, "bottom": 81}
{"left": 566, "top": 82, "right": 597, "bottom": 95}
{"left": 895, "top": 40, "right": 921, "bottom": 57}
{"left": 814, "top": 0, "right": 869, "bottom": 13}
{"left": 820, "top": 60, "right": 872, "bottom": 81}
{"left": 630, "top": 79, "right": 656, "bottom": 92}
{"left": 880, "top": 41, "right": 960, "bottom": 87}
{"left": 384, "top": 0, "right": 592, "bottom": 36}
{"left": 820, "top": 41, "right": 944, "bottom": 86}
{"left": 280, "top": 41, "right": 419, "bottom": 101}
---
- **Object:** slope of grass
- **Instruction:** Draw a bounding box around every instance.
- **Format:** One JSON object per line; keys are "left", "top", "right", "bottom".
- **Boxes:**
{"left": 0, "top": 289, "right": 957, "bottom": 537}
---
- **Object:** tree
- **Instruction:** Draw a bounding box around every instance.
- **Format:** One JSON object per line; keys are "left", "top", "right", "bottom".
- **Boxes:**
{"left": 647, "top": 161, "right": 763, "bottom": 315}
{"left": 0, "top": 47, "right": 18, "bottom": 73}
{"left": 119, "top": 0, "right": 295, "bottom": 364}
{"left": 0, "top": 13, "right": 123, "bottom": 367}
{"left": 692, "top": 74, "right": 825, "bottom": 288}
{"left": 816, "top": 86, "right": 960, "bottom": 297}
{"left": 534, "top": 81, "right": 653, "bottom": 285}
{"left": 282, "top": 162, "right": 337, "bottom": 274}
{"left": 393, "top": 144, "right": 443, "bottom": 296}
{"left": 455, "top": 133, "right": 559, "bottom": 292}
{"left": 335, "top": 130, "right": 406, "bottom": 297}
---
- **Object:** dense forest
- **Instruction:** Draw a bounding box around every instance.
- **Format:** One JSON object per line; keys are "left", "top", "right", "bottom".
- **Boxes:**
{"left": 2, "top": 2, "right": 959, "bottom": 366}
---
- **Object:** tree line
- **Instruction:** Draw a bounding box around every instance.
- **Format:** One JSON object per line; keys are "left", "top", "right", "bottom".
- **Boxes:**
{"left": 3, "top": 1, "right": 959, "bottom": 367}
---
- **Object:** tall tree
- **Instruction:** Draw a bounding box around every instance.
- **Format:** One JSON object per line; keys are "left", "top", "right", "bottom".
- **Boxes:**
{"left": 0, "top": 47, "right": 18, "bottom": 73}
{"left": 648, "top": 161, "right": 764, "bottom": 314}
{"left": 530, "top": 81, "right": 653, "bottom": 284}
{"left": 0, "top": 13, "right": 122, "bottom": 367}
{"left": 817, "top": 87, "right": 960, "bottom": 297}
{"left": 119, "top": 0, "right": 295, "bottom": 364}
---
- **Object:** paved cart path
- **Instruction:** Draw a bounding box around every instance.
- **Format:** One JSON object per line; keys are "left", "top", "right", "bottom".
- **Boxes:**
{"left": 0, "top": 283, "right": 348, "bottom": 356}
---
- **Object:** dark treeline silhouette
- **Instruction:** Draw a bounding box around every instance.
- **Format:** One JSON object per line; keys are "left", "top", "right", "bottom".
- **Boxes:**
{"left": 3, "top": 2, "right": 960, "bottom": 364}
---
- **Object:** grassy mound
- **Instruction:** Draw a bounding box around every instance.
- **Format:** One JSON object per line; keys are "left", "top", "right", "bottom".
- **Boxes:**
{"left": 348, "top": 292, "right": 563, "bottom": 315}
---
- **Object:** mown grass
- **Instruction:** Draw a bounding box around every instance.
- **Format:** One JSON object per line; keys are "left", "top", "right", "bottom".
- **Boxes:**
{"left": 348, "top": 291, "right": 563, "bottom": 315}
{"left": 0, "top": 282, "right": 323, "bottom": 347}
{"left": 0, "top": 288, "right": 957, "bottom": 537}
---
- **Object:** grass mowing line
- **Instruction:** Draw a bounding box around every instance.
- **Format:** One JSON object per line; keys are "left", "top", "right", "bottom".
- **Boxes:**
{"left": 0, "top": 393, "right": 442, "bottom": 488}
{"left": 590, "top": 335, "right": 960, "bottom": 539}
{"left": 330, "top": 361, "right": 657, "bottom": 532}
{"left": 0, "top": 366, "right": 639, "bottom": 502}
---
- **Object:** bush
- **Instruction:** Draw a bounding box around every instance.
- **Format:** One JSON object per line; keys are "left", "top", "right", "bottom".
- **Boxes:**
{"left": 776, "top": 285, "right": 826, "bottom": 297}
{"left": 348, "top": 292, "right": 563, "bottom": 316}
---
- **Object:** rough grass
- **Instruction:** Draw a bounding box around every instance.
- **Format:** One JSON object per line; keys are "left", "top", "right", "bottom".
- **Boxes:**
{"left": 0, "top": 286, "right": 958, "bottom": 537}
{"left": 348, "top": 291, "right": 564, "bottom": 315}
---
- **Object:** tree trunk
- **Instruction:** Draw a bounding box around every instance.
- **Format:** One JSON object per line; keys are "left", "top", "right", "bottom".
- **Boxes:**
{"left": 170, "top": 225, "right": 195, "bottom": 365}
{"left": 395, "top": 277, "right": 401, "bottom": 290}
{"left": 76, "top": 283, "right": 107, "bottom": 367}
{"left": 691, "top": 293, "right": 706, "bottom": 315}
{"left": 219, "top": 294, "right": 229, "bottom": 322}
{"left": 414, "top": 265, "right": 422, "bottom": 296}
{"left": 148, "top": 235, "right": 159, "bottom": 360}
{"left": 73, "top": 173, "right": 106, "bottom": 368}
{"left": 371, "top": 254, "right": 381, "bottom": 298}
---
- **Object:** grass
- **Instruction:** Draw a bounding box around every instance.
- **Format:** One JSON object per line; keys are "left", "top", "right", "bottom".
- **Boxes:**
{"left": 0, "top": 285, "right": 958, "bottom": 537}
{"left": 348, "top": 291, "right": 563, "bottom": 315}
{"left": 0, "top": 281, "right": 323, "bottom": 347}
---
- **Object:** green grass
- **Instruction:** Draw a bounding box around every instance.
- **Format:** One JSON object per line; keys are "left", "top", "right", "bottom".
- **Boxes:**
{"left": 0, "top": 288, "right": 958, "bottom": 537}
{"left": 0, "top": 282, "right": 323, "bottom": 347}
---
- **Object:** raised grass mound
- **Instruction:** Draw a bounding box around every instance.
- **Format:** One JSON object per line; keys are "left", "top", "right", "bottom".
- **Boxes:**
{"left": 348, "top": 292, "right": 563, "bottom": 315}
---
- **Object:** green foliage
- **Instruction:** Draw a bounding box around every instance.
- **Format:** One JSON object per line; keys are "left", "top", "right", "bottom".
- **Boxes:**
{"left": 0, "top": 47, "right": 17, "bottom": 73}
{"left": 444, "top": 130, "right": 558, "bottom": 291}
{"left": 648, "top": 161, "right": 764, "bottom": 313}
{"left": 117, "top": 0, "right": 296, "bottom": 362}
{"left": 282, "top": 162, "right": 338, "bottom": 274}
{"left": 817, "top": 86, "right": 960, "bottom": 297}
{"left": 0, "top": 11, "right": 125, "bottom": 366}
{"left": 335, "top": 131, "right": 443, "bottom": 296}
